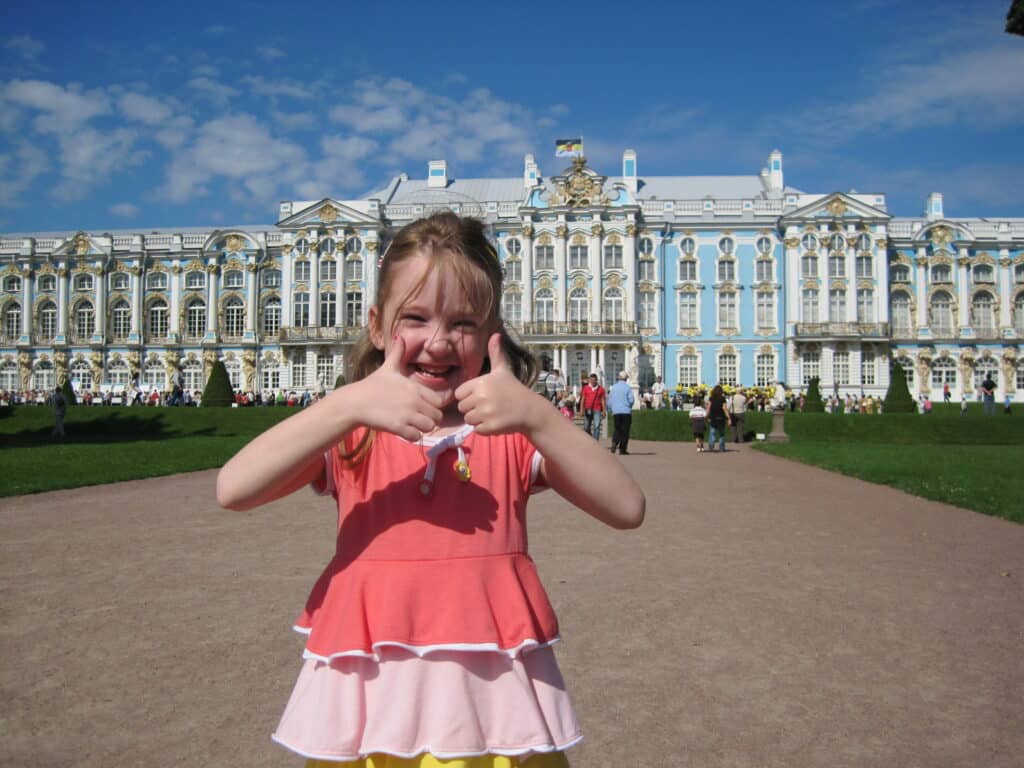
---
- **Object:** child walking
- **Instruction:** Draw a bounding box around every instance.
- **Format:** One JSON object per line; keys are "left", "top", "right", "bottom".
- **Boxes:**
{"left": 689, "top": 397, "right": 707, "bottom": 453}
{"left": 217, "top": 213, "right": 645, "bottom": 768}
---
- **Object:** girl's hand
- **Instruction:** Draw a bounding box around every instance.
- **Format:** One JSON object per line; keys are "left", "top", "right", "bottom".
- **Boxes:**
{"left": 455, "top": 334, "right": 542, "bottom": 436}
{"left": 355, "top": 336, "right": 444, "bottom": 441}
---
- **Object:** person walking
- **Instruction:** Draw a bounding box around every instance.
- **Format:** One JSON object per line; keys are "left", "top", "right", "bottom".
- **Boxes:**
{"left": 706, "top": 384, "right": 730, "bottom": 453}
{"left": 580, "top": 372, "right": 606, "bottom": 440}
{"left": 729, "top": 387, "right": 748, "bottom": 443}
{"left": 52, "top": 386, "right": 67, "bottom": 438}
{"left": 608, "top": 370, "right": 635, "bottom": 455}
{"left": 650, "top": 375, "right": 666, "bottom": 409}
{"left": 689, "top": 396, "right": 707, "bottom": 453}
{"left": 981, "top": 374, "right": 996, "bottom": 416}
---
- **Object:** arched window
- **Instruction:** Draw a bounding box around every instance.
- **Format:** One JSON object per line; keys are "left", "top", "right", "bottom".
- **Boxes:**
{"left": 638, "top": 237, "right": 654, "bottom": 256}
{"left": 292, "top": 292, "right": 309, "bottom": 327}
{"left": 502, "top": 291, "right": 521, "bottom": 327}
{"left": 894, "top": 356, "right": 914, "bottom": 388}
{"left": 891, "top": 292, "right": 912, "bottom": 334}
{"left": 680, "top": 237, "right": 696, "bottom": 256}
{"left": 857, "top": 233, "right": 872, "bottom": 252}
{"left": 801, "top": 234, "right": 818, "bottom": 251}
{"left": 830, "top": 233, "right": 846, "bottom": 251}
{"left": 182, "top": 359, "right": 203, "bottom": 392}
{"left": 506, "top": 238, "right": 522, "bottom": 256}
{"left": 147, "top": 299, "right": 168, "bottom": 339}
{"left": 718, "top": 237, "right": 735, "bottom": 255}
{"left": 801, "top": 350, "right": 820, "bottom": 385}
{"left": 147, "top": 271, "right": 167, "bottom": 290}
{"left": 262, "top": 269, "right": 281, "bottom": 288}
{"left": 603, "top": 287, "right": 624, "bottom": 330}
{"left": 224, "top": 359, "right": 241, "bottom": 390}
{"left": 931, "top": 358, "right": 957, "bottom": 388}
{"left": 929, "top": 291, "right": 953, "bottom": 335}
{"left": 185, "top": 299, "right": 206, "bottom": 338}
{"left": 1015, "top": 264, "right": 1024, "bottom": 284}
{"left": 4, "top": 302, "right": 21, "bottom": 339}
{"left": 74, "top": 301, "right": 95, "bottom": 338}
{"left": 38, "top": 274, "right": 56, "bottom": 292}
{"left": 891, "top": 264, "right": 910, "bottom": 282}
{"left": 534, "top": 288, "right": 554, "bottom": 330}
{"left": 678, "top": 354, "right": 698, "bottom": 388}
{"left": 143, "top": 359, "right": 166, "bottom": 391}
{"left": 223, "top": 270, "right": 244, "bottom": 289}
{"left": 261, "top": 360, "right": 282, "bottom": 391}
{"left": 74, "top": 273, "right": 93, "bottom": 291}
{"left": 0, "top": 360, "right": 19, "bottom": 390}
{"left": 973, "top": 265, "right": 994, "bottom": 284}
{"left": 185, "top": 270, "right": 206, "bottom": 290}
{"left": 319, "top": 238, "right": 336, "bottom": 257}
{"left": 931, "top": 264, "right": 951, "bottom": 283}
{"left": 568, "top": 288, "right": 589, "bottom": 330}
{"left": 320, "top": 291, "right": 336, "bottom": 327}
{"left": 110, "top": 272, "right": 129, "bottom": 291}
{"left": 70, "top": 359, "right": 92, "bottom": 391}
{"left": 534, "top": 244, "right": 554, "bottom": 271}
{"left": 1015, "top": 294, "right": 1024, "bottom": 335}
{"left": 262, "top": 297, "right": 281, "bottom": 336}
{"left": 224, "top": 297, "right": 245, "bottom": 337}
{"left": 111, "top": 300, "right": 131, "bottom": 340}
{"left": 971, "top": 292, "right": 995, "bottom": 332}
{"left": 4, "top": 275, "right": 22, "bottom": 293}
{"left": 756, "top": 353, "right": 775, "bottom": 387}
{"left": 973, "top": 359, "right": 998, "bottom": 390}
{"left": 33, "top": 360, "right": 55, "bottom": 391}
{"left": 756, "top": 236, "right": 772, "bottom": 255}
{"left": 345, "top": 237, "right": 363, "bottom": 255}
{"left": 106, "top": 359, "right": 130, "bottom": 388}
{"left": 718, "top": 353, "right": 737, "bottom": 386}
{"left": 294, "top": 238, "right": 310, "bottom": 257}
{"left": 39, "top": 301, "right": 57, "bottom": 341}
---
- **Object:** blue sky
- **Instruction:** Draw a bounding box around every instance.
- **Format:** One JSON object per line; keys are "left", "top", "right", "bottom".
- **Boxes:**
{"left": 2, "top": 0, "right": 1022, "bottom": 232}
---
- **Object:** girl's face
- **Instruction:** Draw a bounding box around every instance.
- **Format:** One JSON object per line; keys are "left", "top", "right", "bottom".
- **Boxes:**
{"left": 370, "top": 252, "right": 490, "bottom": 412}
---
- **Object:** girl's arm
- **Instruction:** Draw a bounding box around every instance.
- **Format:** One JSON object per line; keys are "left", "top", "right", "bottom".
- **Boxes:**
{"left": 456, "top": 335, "right": 644, "bottom": 530}
{"left": 217, "top": 338, "right": 443, "bottom": 511}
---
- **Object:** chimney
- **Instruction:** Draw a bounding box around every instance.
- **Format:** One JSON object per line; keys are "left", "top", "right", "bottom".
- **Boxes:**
{"left": 428, "top": 160, "right": 448, "bottom": 188}
{"left": 768, "top": 150, "right": 783, "bottom": 193}
{"left": 622, "top": 149, "right": 638, "bottom": 193}
{"left": 925, "top": 192, "right": 943, "bottom": 221}
{"left": 524, "top": 154, "right": 540, "bottom": 189}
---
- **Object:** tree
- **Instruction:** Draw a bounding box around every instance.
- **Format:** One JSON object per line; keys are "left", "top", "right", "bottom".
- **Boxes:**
{"left": 803, "top": 376, "right": 824, "bottom": 412}
{"left": 883, "top": 360, "right": 917, "bottom": 413}
{"left": 1008, "top": 0, "right": 1024, "bottom": 35}
{"left": 60, "top": 377, "right": 77, "bottom": 406}
{"left": 201, "top": 360, "right": 235, "bottom": 407}
{"left": 334, "top": 373, "right": 346, "bottom": 389}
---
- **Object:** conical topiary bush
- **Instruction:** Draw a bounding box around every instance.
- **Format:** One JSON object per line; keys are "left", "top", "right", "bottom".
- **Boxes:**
{"left": 201, "top": 359, "right": 235, "bottom": 407}
{"left": 803, "top": 376, "right": 824, "bottom": 412}
{"left": 883, "top": 359, "right": 917, "bottom": 413}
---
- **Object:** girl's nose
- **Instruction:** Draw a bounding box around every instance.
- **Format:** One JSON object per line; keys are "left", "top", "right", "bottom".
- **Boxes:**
{"left": 425, "top": 326, "right": 456, "bottom": 352}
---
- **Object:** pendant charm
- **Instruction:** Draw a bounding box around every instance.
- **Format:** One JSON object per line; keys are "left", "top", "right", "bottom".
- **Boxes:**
{"left": 454, "top": 460, "right": 471, "bottom": 482}
{"left": 419, "top": 480, "right": 432, "bottom": 496}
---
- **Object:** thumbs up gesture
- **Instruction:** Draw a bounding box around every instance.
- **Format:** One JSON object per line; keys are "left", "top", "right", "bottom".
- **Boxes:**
{"left": 357, "top": 335, "right": 444, "bottom": 441}
{"left": 455, "top": 333, "right": 539, "bottom": 436}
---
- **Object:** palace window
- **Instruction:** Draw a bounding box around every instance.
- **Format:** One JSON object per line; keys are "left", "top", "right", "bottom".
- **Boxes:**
{"left": 224, "top": 359, "right": 241, "bottom": 391}
{"left": 344, "top": 291, "right": 363, "bottom": 327}
{"left": 756, "top": 353, "right": 774, "bottom": 387}
{"left": 4, "top": 276, "right": 21, "bottom": 292}
{"left": 293, "top": 261, "right": 310, "bottom": 283}
{"left": 319, "top": 259, "right": 337, "bottom": 282}
{"left": 319, "top": 238, "right": 336, "bottom": 257}
{"left": 603, "top": 287, "right": 625, "bottom": 328}
{"left": 718, "top": 291, "right": 737, "bottom": 330}
{"left": 638, "top": 237, "right": 654, "bottom": 256}
{"left": 717, "top": 259, "right": 735, "bottom": 283}
{"left": 294, "top": 238, "right": 310, "bottom": 257}
{"left": 857, "top": 234, "right": 872, "bottom": 252}
{"left": 678, "top": 292, "right": 698, "bottom": 330}
{"left": 972, "top": 265, "right": 994, "bottom": 283}
{"left": 106, "top": 360, "right": 130, "bottom": 389}
{"left": 861, "top": 350, "right": 876, "bottom": 385}
{"left": 293, "top": 292, "right": 309, "bottom": 327}
{"left": 1015, "top": 264, "right": 1024, "bottom": 283}
{"left": 829, "top": 289, "right": 847, "bottom": 320}
{"left": 110, "top": 272, "right": 129, "bottom": 291}
{"left": 320, "top": 291, "right": 336, "bottom": 326}
{"left": 756, "top": 291, "right": 775, "bottom": 330}
{"left": 345, "top": 237, "right": 363, "bottom": 255}
{"left": 1015, "top": 294, "right": 1024, "bottom": 335}
{"left": 828, "top": 254, "right": 846, "bottom": 278}
{"left": 262, "top": 363, "right": 281, "bottom": 391}
{"left": 502, "top": 291, "right": 522, "bottom": 327}
{"left": 718, "top": 353, "right": 737, "bottom": 386}
{"left": 931, "top": 264, "right": 951, "bottom": 283}
{"left": 719, "top": 237, "right": 735, "bottom": 255}
{"left": 224, "top": 297, "right": 245, "bottom": 337}
{"left": 74, "top": 274, "right": 94, "bottom": 292}
{"left": 801, "top": 234, "right": 819, "bottom": 251}
{"left": 830, "top": 234, "right": 846, "bottom": 251}
{"left": 603, "top": 244, "right": 623, "bottom": 270}
{"left": 503, "top": 258, "right": 521, "bottom": 283}
{"left": 857, "top": 289, "right": 874, "bottom": 322}
{"left": 69, "top": 360, "right": 92, "bottom": 391}
{"left": 534, "top": 244, "right": 555, "bottom": 271}
{"left": 973, "top": 360, "right": 998, "bottom": 390}
{"left": 143, "top": 360, "right": 166, "bottom": 392}
{"left": 348, "top": 257, "right": 364, "bottom": 282}
{"left": 569, "top": 288, "right": 590, "bottom": 329}
{"left": 931, "top": 358, "right": 956, "bottom": 388}
{"left": 678, "top": 354, "right": 699, "bottom": 388}
{"left": 833, "top": 350, "right": 850, "bottom": 385}
{"left": 678, "top": 259, "right": 697, "bottom": 282}
{"left": 316, "top": 353, "right": 334, "bottom": 386}
{"left": 39, "top": 301, "right": 57, "bottom": 341}
{"left": 756, "top": 236, "right": 773, "bottom": 255}
{"left": 38, "top": 274, "right": 56, "bottom": 292}
{"left": 891, "top": 292, "right": 912, "bottom": 334}
{"left": 147, "top": 299, "right": 168, "bottom": 339}
{"left": 894, "top": 356, "right": 914, "bottom": 388}
{"left": 802, "top": 254, "right": 818, "bottom": 278}
{"left": 639, "top": 291, "right": 656, "bottom": 329}
{"left": 4, "top": 302, "right": 20, "bottom": 339}
{"left": 182, "top": 360, "right": 203, "bottom": 392}
{"left": 147, "top": 272, "right": 167, "bottom": 291}
{"left": 223, "top": 270, "right": 244, "bottom": 289}
{"left": 111, "top": 300, "right": 131, "bottom": 339}
{"left": 262, "top": 269, "right": 281, "bottom": 288}
{"left": 506, "top": 238, "right": 522, "bottom": 256}
{"left": 534, "top": 289, "right": 554, "bottom": 327}
{"left": 33, "top": 360, "right": 55, "bottom": 391}
{"left": 756, "top": 259, "right": 773, "bottom": 283}
{"left": 569, "top": 244, "right": 589, "bottom": 270}
{"left": 291, "top": 360, "right": 307, "bottom": 388}
{"left": 1017, "top": 360, "right": 1024, "bottom": 390}
{"left": 0, "top": 361, "right": 18, "bottom": 389}
{"left": 261, "top": 298, "right": 281, "bottom": 335}
{"left": 185, "top": 300, "right": 206, "bottom": 338}
{"left": 802, "top": 289, "right": 819, "bottom": 323}
{"left": 75, "top": 301, "right": 95, "bottom": 338}
{"left": 891, "top": 264, "right": 910, "bottom": 282}
{"left": 680, "top": 237, "right": 696, "bottom": 256}
{"left": 185, "top": 270, "right": 205, "bottom": 290}
{"left": 856, "top": 255, "right": 873, "bottom": 278}
{"left": 929, "top": 291, "right": 954, "bottom": 335}
{"left": 801, "top": 350, "right": 820, "bottom": 385}
{"left": 638, "top": 260, "right": 655, "bottom": 282}
{"left": 971, "top": 292, "right": 995, "bottom": 332}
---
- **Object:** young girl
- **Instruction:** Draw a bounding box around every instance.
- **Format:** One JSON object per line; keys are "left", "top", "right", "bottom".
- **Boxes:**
{"left": 688, "top": 397, "right": 707, "bottom": 453}
{"left": 217, "top": 212, "right": 645, "bottom": 768}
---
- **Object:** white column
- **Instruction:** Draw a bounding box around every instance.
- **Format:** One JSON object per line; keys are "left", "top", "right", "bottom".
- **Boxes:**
{"left": 310, "top": 250, "right": 320, "bottom": 327}
{"left": 521, "top": 227, "right": 533, "bottom": 324}
{"left": 555, "top": 225, "right": 567, "bottom": 322}
{"left": 998, "top": 252, "right": 1012, "bottom": 330}
{"left": 130, "top": 268, "right": 141, "bottom": 335}
{"left": 207, "top": 265, "right": 219, "bottom": 334}
{"left": 57, "top": 267, "right": 68, "bottom": 336}
{"left": 590, "top": 346, "right": 598, "bottom": 374}
{"left": 876, "top": 235, "right": 889, "bottom": 329}
{"left": 957, "top": 247, "right": 970, "bottom": 328}
{"left": 590, "top": 229, "right": 602, "bottom": 321}
{"left": 170, "top": 265, "right": 181, "bottom": 337}
{"left": 599, "top": 345, "right": 607, "bottom": 382}
{"left": 281, "top": 247, "right": 293, "bottom": 329}
{"left": 245, "top": 261, "right": 257, "bottom": 333}
{"left": 94, "top": 266, "right": 106, "bottom": 337}
{"left": 846, "top": 246, "right": 857, "bottom": 323}
{"left": 785, "top": 235, "right": 800, "bottom": 332}
{"left": 20, "top": 267, "right": 32, "bottom": 337}
{"left": 624, "top": 226, "right": 637, "bottom": 329}
{"left": 915, "top": 250, "right": 928, "bottom": 328}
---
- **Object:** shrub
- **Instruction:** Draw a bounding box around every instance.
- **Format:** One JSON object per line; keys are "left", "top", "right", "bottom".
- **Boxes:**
{"left": 883, "top": 361, "right": 917, "bottom": 413}
{"left": 803, "top": 377, "right": 824, "bottom": 412}
{"left": 60, "top": 377, "right": 77, "bottom": 406}
{"left": 201, "top": 360, "right": 235, "bottom": 407}
{"left": 334, "top": 373, "right": 346, "bottom": 389}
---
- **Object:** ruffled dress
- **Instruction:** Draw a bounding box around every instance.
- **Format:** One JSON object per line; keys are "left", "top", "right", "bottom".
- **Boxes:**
{"left": 272, "top": 426, "right": 581, "bottom": 767}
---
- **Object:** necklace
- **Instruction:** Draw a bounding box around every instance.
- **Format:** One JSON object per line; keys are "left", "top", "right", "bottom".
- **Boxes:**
{"left": 418, "top": 425, "right": 475, "bottom": 495}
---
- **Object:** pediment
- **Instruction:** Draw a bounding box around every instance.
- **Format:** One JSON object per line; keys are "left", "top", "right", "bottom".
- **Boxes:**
{"left": 278, "top": 198, "right": 379, "bottom": 228}
{"left": 782, "top": 192, "right": 890, "bottom": 223}
{"left": 912, "top": 220, "right": 973, "bottom": 244}
{"left": 53, "top": 231, "right": 107, "bottom": 258}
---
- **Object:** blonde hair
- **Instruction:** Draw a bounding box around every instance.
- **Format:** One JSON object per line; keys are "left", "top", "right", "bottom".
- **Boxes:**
{"left": 341, "top": 212, "right": 537, "bottom": 464}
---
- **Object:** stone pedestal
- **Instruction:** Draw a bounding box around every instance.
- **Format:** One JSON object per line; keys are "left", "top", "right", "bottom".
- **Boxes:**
{"left": 766, "top": 407, "right": 790, "bottom": 443}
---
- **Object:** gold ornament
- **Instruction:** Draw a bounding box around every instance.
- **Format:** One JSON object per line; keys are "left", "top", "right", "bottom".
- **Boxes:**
{"left": 454, "top": 460, "right": 471, "bottom": 482}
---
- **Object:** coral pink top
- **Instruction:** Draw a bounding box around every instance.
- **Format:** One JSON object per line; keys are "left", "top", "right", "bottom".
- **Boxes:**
{"left": 295, "top": 426, "right": 559, "bottom": 661}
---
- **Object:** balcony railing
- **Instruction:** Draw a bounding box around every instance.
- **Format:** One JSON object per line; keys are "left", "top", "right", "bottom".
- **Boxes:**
{"left": 279, "top": 326, "right": 362, "bottom": 343}
{"left": 794, "top": 322, "right": 889, "bottom": 338}
{"left": 521, "top": 320, "right": 637, "bottom": 336}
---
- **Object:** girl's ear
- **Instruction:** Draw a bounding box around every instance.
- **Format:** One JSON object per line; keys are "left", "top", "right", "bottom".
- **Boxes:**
{"left": 368, "top": 305, "right": 385, "bottom": 351}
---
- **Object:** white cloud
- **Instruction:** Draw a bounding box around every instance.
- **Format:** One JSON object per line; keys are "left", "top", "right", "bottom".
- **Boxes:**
{"left": 257, "top": 47, "right": 285, "bottom": 60}
{"left": 188, "top": 77, "right": 238, "bottom": 107}
{"left": 52, "top": 126, "right": 148, "bottom": 199}
{"left": 154, "top": 115, "right": 194, "bottom": 150}
{"left": 117, "top": 92, "right": 174, "bottom": 125}
{"left": 0, "top": 140, "right": 49, "bottom": 207}
{"left": 192, "top": 64, "right": 219, "bottom": 78}
{"left": 272, "top": 110, "right": 316, "bottom": 130}
{"left": 5, "top": 34, "right": 44, "bottom": 61}
{"left": 204, "top": 25, "right": 226, "bottom": 36}
{"left": 241, "top": 75, "right": 313, "bottom": 101}
{"left": 110, "top": 202, "right": 139, "bottom": 217}
{"left": 4, "top": 79, "right": 110, "bottom": 133}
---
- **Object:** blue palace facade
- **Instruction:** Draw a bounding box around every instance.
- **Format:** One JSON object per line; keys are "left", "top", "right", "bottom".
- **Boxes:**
{"left": 1, "top": 149, "right": 1023, "bottom": 401}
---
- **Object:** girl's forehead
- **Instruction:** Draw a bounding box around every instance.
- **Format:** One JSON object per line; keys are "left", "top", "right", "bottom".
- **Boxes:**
{"left": 389, "top": 254, "right": 474, "bottom": 313}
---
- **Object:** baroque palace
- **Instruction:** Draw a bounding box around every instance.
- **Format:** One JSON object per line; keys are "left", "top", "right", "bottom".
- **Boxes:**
{"left": 1, "top": 150, "right": 1023, "bottom": 401}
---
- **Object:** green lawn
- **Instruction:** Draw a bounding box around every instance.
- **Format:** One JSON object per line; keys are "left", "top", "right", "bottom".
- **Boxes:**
{"left": 0, "top": 406, "right": 295, "bottom": 497}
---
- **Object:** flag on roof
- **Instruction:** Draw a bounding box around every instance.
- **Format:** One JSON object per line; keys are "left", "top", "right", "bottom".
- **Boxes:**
{"left": 555, "top": 138, "right": 583, "bottom": 157}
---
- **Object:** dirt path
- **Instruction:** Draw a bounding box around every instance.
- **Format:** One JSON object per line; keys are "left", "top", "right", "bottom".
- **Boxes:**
{"left": 2, "top": 440, "right": 1022, "bottom": 767}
